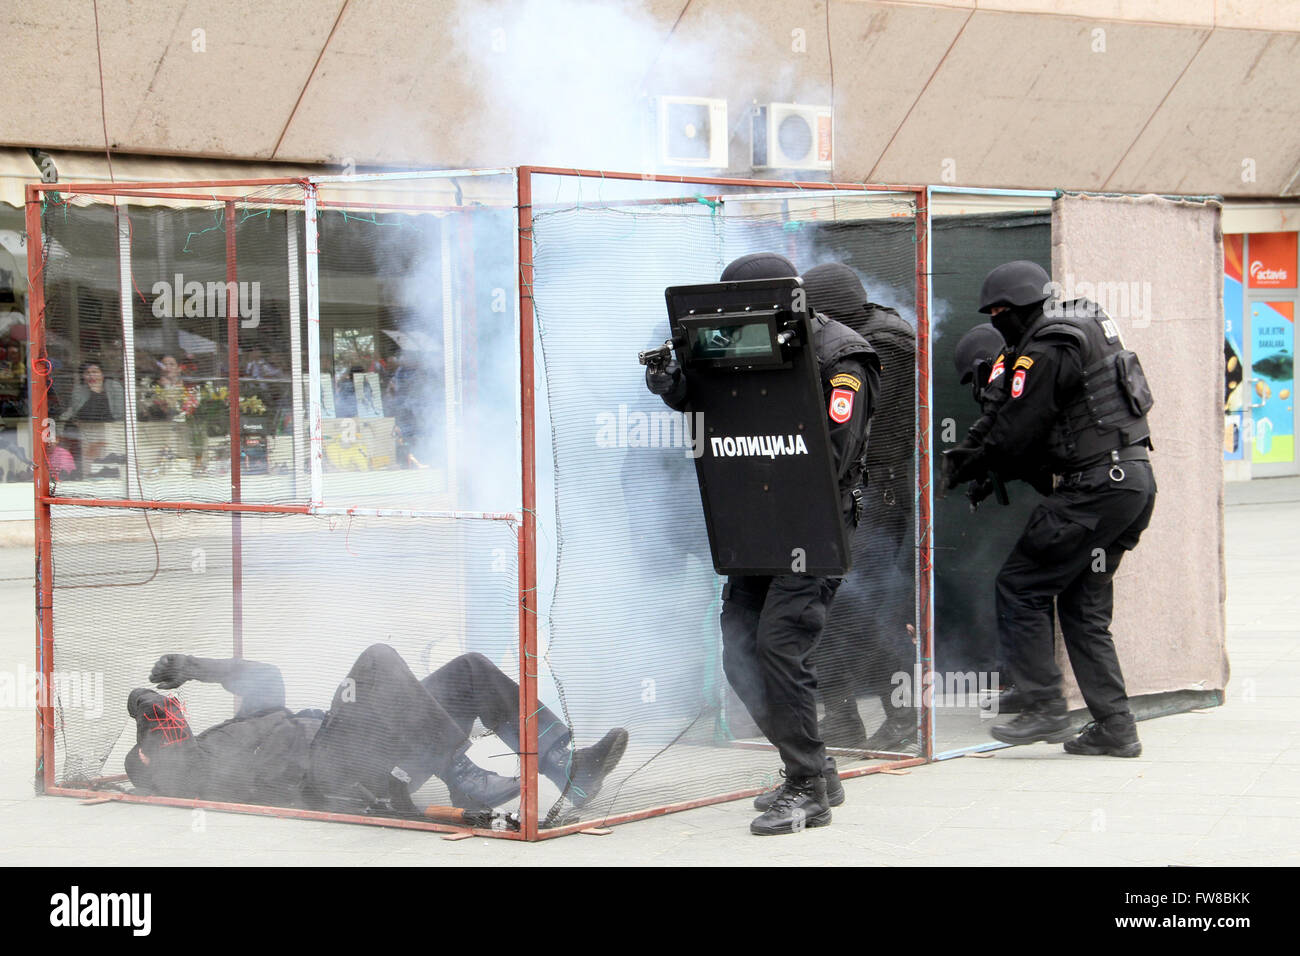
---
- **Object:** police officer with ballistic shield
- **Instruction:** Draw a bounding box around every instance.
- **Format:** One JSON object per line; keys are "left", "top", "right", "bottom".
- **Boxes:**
{"left": 645, "top": 252, "right": 879, "bottom": 834}
{"left": 945, "top": 261, "right": 1156, "bottom": 757}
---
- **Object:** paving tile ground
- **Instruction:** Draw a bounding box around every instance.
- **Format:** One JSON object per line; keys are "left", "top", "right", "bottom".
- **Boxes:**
{"left": 1, "top": 477, "right": 1296, "bottom": 865}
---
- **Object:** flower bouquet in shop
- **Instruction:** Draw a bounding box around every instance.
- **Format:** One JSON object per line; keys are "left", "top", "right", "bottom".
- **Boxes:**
{"left": 134, "top": 381, "right": 201, "bottom": 474}
{"left": 139, "top": 381, "right": 195, "bottom": 421}
{"left": 184, "top": 384, "right": 266, "bottom": 431}
{"left": 146, "top": 383, "right": 267, "bottom": 473}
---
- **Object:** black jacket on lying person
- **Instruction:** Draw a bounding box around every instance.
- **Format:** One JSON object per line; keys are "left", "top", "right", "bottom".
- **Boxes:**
{"left": 125, "top": 645, "right": 524, "bottom": 812}
{"left": 125, "top": 656, "right": 322, "bottom": 806}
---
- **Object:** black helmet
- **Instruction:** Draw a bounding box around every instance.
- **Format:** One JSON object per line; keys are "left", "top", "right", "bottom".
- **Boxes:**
{"left": 801, "top": 262, "right": 867, "bottom": 320}
{"left": 952, "top": 323, "right": 1005, "bottom": 385}
{"left": 978, "top": 260, "right": 1051, "bottom": 314}
{"left": 720, "top": 252, "right": 798, "bottom": 281}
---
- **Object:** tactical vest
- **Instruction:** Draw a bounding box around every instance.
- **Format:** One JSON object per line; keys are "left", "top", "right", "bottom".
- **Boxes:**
{"left": 1019, "top": 299, "right": 1154, "bottom": 470}
{"left": 858, "top": 305, "right": 915, "bottom": 479}
{"left": 813, "top": 313, "right": 881, "bottom": 496}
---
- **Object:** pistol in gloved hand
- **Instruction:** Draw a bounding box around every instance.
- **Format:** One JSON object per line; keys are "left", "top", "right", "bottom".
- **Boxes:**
{"left": 966, "top": 477, "right": 995, "bottom": 511}
{"left": 644, "top": 359, "right": 682, "bottom": 397}
{"left": 640, "top": 341, "right": 682, "bottom": 397}
{"left": 940, "top": 439, "right": 987, "bottom": 494}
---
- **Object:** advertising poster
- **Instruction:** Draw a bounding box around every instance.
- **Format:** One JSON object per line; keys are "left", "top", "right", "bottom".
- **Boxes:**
{"left": 1247, "top": 232, "right": 1297, "bottom": 289}
{"left": 1250, "top": 300, "right": 1295, "bottom": 464}
{"left": 354, "top": 371, "right": 383, "bottom": 418}
{"left": 1224, "top": 235, "right": 1245, "bottom": 460}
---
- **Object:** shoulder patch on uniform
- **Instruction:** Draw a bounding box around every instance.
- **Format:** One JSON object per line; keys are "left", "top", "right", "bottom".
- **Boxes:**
{"left": 1013, "top": 355, "right": 1034, "bottom": 371}
{"left": 987, "top": 354, "right": 1006, "bottom": 384}
{"left": 830, "top": 372, "right": 862, "bottom": 392}
{"left": 829, "top": 388, "right": 854, "bottom": 423}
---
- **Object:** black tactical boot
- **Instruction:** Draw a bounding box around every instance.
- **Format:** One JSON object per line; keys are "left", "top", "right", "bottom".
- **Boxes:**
{"left": 542, "top": 728, "right": 629, "bottom": 808}
{"left": 990, "top": 698, "right": 1072, "bottom": 746}
{"left": 819, "top": 700, "right": 868, "bottom": 749}
{"left": 863, "top": 710, "right": 920, "bottom": 753}
{"left": 750, "top": 774, "right": 832, "bottom": 835}
{"left": 1064, "top": 714, "right": 1142, "bottom": 757}
{"left": 754, "top": 756, "right": 844, "bottom": 811}
{"left": 446, "top": 752, "right": 520, "bottom": 810}
{"left": 980, "top": 684, "right": 1026, "bottom": 715}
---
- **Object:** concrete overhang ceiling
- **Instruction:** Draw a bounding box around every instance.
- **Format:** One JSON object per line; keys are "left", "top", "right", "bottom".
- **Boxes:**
{"left": 5, "top": 0, "right": 1299, "bottom": 196}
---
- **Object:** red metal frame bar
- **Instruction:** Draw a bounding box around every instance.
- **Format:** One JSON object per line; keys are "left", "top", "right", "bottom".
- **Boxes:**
{"left": 516, "top": 171, "right": 540, "bottom": 840}
{"left": 31, "top": 178, "right": 310, "bottom": 192}
{"left": 914, "top": 190, "right": 935, "bottom": 760}
{"left": 835, "top": 756, "right": 927, "bottom": 779}
{"left": 74, "top": 193, "right": 477, "bottom": 214}
{"left": 40, "top": 497, "right": 522, "bottom": 522}
{"left": 46, "top": 786, "right": 525, "bottom": 839}
{"left": 26, "top": 186, "right": 54, "bottom": 793}
{"left": 316, "top": 199, "right": 481, "bottom": 213}
{"left": 41, "top": 190, "right": 291, "bottom": 205}
{"left": 534, "top": 757, "right": 927, "bottom": 839}
{"left": 41, "top": 497, "right": 311, "bottom": 514}
{"left": 29, "top": 180, "right": 494, "bottom": 215}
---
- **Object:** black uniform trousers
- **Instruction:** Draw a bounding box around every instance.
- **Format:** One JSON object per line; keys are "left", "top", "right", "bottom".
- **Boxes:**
{"left": 995, "top": 460, "right": 1156, "bottom": 720}
{"left": 307, "top": 646, "right": 566, "bottom": 806}
{"left": 721, "top": 573, "right": 842, "bottom": 779}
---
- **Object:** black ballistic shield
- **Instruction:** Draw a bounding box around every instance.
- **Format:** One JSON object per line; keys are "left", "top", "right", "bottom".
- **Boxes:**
{"left": 664, "top": 277, "right": 850, "bottom": 575}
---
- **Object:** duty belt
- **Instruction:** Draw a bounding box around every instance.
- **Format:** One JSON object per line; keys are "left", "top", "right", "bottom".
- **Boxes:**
{"left": 1057, "top": 445, "right": 1150, "bottom": 486}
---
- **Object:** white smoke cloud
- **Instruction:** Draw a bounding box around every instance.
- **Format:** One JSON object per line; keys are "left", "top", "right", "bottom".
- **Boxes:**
{"left": 449, "top": 0, "right": 800, "bottom": 171}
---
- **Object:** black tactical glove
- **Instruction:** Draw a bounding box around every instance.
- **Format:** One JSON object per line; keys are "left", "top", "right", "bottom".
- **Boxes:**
{"left": 149, "top": 654, "right": 195, "bottom": 690}
{"left": 941, "top": 440, "right": 986, "bottom": 491}
{"left": 966, "top": 477, "right": 996, "bottom": 511}
{"left": 645, "top": 360, "right": 682, "bottom": 397}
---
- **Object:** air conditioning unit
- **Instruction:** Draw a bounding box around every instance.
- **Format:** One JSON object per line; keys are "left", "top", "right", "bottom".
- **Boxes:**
{"left": 655, "top": 96, "right": 729, "bottom": 169}
{"left": 752, "top": 103, "right": 833, "bottom": 171}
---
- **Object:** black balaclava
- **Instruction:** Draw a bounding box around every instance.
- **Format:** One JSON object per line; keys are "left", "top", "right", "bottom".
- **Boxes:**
{"left": 990, "top": 302, "right": 1043, "bottom": 350}
{"left": 720, "top": 252, "right": 798, "bottom": 281}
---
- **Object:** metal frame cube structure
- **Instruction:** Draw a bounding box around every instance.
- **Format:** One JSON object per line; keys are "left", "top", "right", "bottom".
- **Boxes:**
{"left": 27, "top": 168, "right": 943, "bottom": 840}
